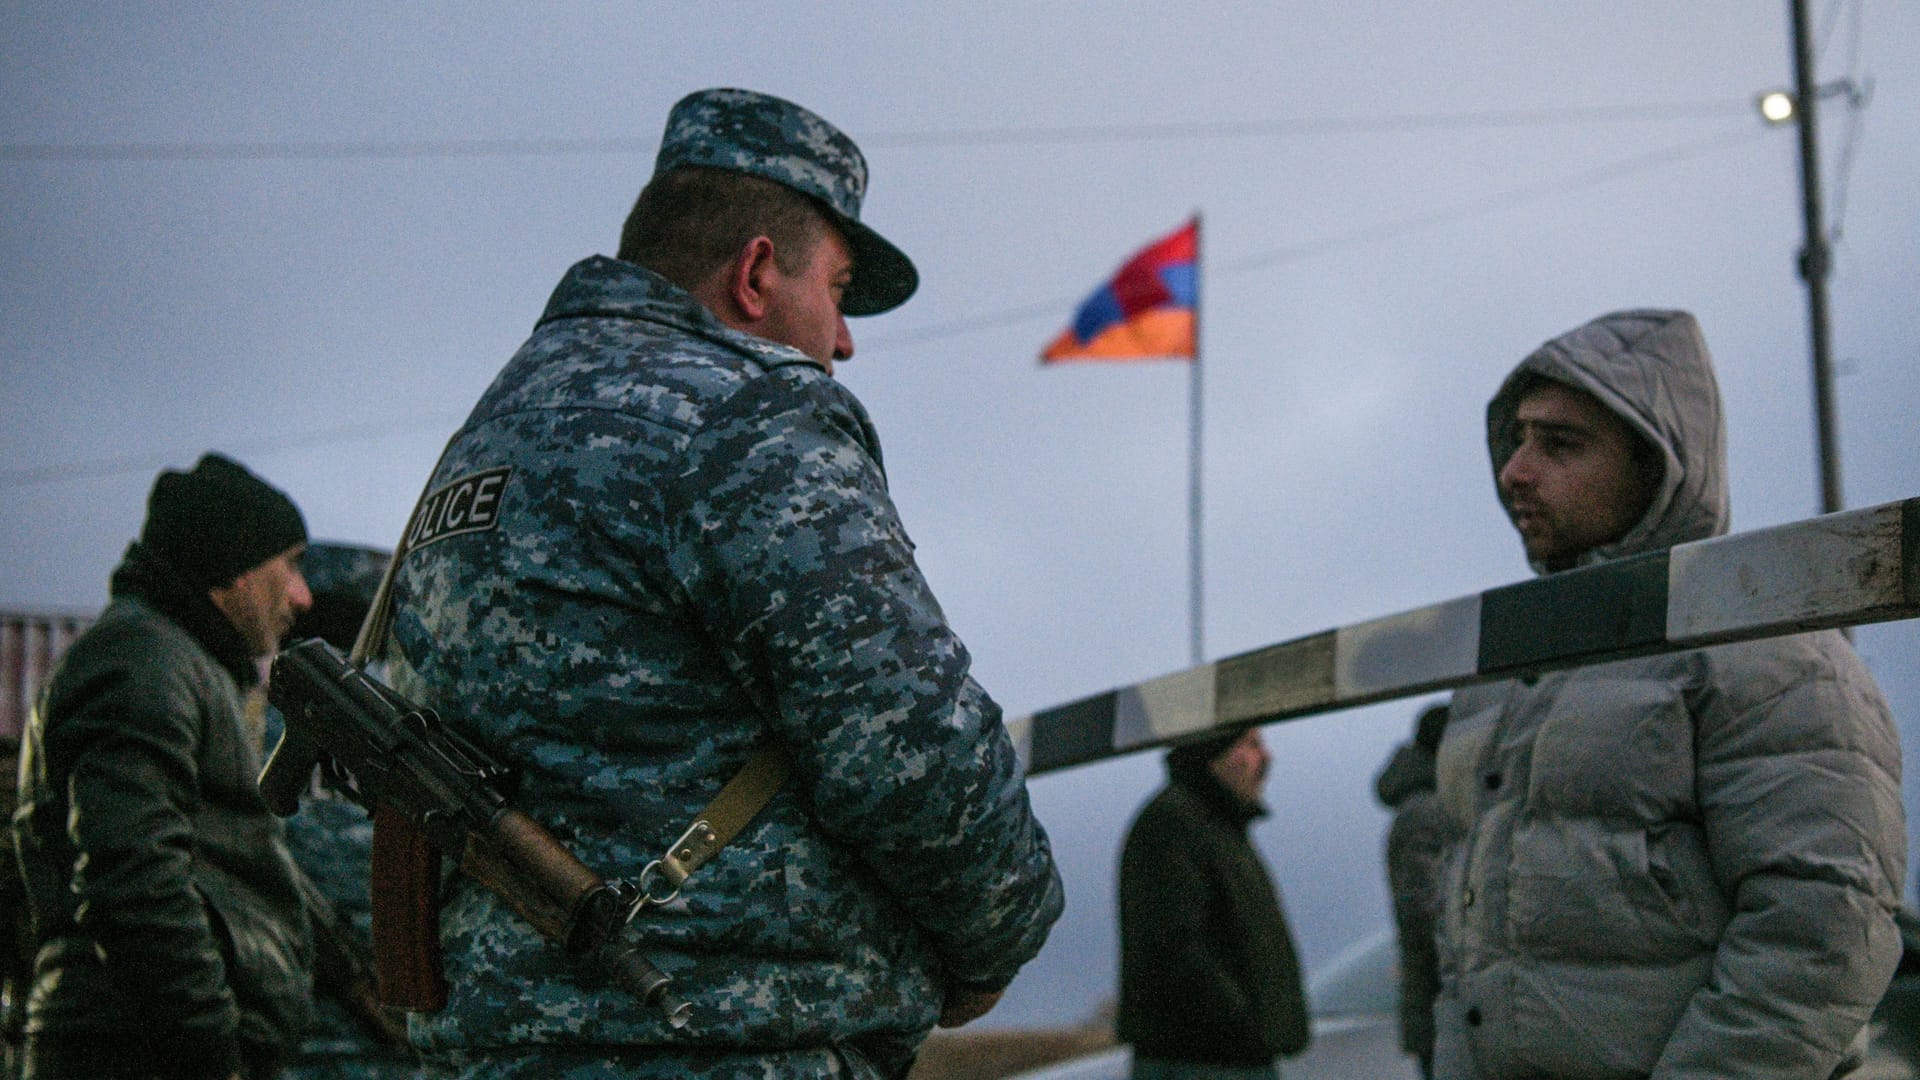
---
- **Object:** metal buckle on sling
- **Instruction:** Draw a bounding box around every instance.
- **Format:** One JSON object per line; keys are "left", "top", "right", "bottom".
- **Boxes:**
{"left": 612, "top": 744, "right": 789, "bottom": 924}
{"left": 623, "top": 818, "right": 721, "bottom": 921}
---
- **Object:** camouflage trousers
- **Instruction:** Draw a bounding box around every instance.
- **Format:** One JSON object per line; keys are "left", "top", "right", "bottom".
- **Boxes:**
{"left": 419, "top": 1043, "right": 892, "bottom": 1079}
{"left": 286, "top": 1060, "right": 427, "bottom": 1080}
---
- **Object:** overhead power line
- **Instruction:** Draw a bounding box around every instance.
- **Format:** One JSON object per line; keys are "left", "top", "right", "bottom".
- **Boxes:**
{"left": 0, "top": 413, "right": 464, "bottom": 489}
{"left": 864, "top": 99, "right": 1751, "bottom": 149}
{"left": 0, "top": 135, "right": 659, "bottom": 164}
{"left": 1824, "top": 0, "right": 1870, "bottom": 240}
{"left": 1814, "top": 0, "right": 1852, "bottom": 65}
{"left": 2, "top": 124, "right": 1765, "bottom": 488}
{"left": 863, "top": 125, "right": 1765, "bottom": 351}
{"left": 0, "top": 98, "right": 1751, "bottom": 163}
{"left": 1222, "top": 127, "right": 1765, "bottom": 273}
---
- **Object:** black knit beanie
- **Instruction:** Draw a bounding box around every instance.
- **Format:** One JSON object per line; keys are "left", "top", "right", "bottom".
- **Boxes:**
{"left": 1166, "top": 729, "right": 1241, "bottom": 775}
{"left": 139, "top": 453, "right": 308, "bottom": 589}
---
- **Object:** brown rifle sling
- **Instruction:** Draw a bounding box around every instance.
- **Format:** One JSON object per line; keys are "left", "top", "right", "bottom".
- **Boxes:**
{"left": 646, "top": 741, "right": 790, "bottom": 899}
{"left": 346, "top": 454, "right": 790, "bottom": 934}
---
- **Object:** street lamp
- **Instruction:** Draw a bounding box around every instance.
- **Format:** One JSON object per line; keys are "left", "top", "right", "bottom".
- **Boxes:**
{"left": 1753, "top": 81, "right": 1864, "bottom": 127}
{"left": 1757, "top": 90, "right": 1796, "bottom": 125}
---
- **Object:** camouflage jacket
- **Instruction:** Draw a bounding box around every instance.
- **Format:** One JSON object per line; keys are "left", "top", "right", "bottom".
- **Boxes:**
{"left": 384, "top": 256, "right": 1063, "bottom": 1077}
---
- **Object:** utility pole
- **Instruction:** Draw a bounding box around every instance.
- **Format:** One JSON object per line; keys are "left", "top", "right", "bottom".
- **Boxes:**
{"left": 1788, "top": 0, "right": 1844, "bottom": 514}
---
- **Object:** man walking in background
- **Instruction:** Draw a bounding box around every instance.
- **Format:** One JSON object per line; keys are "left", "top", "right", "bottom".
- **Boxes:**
{"left": 1118, "top": 728, "right": 1310, "bottom": 1079}
{"left": 1434, "top": 309, "right": 1906, "bottom": 1078}
{"left": 13, "top": 453, "right": 315, "bottom": 1080}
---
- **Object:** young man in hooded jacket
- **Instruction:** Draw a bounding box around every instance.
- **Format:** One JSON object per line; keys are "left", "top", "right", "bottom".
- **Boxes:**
{"left": 1432, "top": 309, "right": 1906, "bottom": 1079}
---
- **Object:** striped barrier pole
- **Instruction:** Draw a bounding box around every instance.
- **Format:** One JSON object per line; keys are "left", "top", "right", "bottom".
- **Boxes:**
{"left": 1009, "top": 496, "right": 1920, "bottom": 776}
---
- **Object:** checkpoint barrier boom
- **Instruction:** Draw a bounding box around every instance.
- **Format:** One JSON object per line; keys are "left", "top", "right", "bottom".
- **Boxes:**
{"left": 1009, "top": 497, "right": 1920, "bottom": 776}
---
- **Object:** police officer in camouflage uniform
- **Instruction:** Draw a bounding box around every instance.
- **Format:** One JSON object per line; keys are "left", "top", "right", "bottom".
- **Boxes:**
{"left": 379, "top": 88, "right": 1064, "bottom": 1078}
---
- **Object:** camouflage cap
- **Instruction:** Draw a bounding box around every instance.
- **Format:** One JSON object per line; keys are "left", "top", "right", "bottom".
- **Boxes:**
{"left": 655, "top": 88, "right": 918, "bottom": 316}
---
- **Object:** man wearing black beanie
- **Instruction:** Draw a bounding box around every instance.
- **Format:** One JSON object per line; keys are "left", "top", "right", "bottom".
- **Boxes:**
{"left": 13, "top": 453, "right": 317, "bottom": 1080}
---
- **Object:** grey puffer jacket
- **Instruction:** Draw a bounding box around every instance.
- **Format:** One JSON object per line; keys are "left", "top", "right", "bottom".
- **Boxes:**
{"left": 13, "top": 544, "right": 313, "bottom": 1079}
{"left": 1434, "top": 310, "right": 1906, "bottom": 1080}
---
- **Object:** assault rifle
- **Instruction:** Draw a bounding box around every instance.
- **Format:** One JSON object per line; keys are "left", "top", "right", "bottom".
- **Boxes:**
{"left": 259, "top": 637, "right": 690, "bottom": 1027}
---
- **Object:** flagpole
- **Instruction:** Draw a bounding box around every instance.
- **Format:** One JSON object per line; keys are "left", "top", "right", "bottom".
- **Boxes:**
{"left": 1188, "top": 211, "right": 1204, "bottom": 666}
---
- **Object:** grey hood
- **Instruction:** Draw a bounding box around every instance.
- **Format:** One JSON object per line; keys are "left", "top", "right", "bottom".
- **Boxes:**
{"left": 1486, "top": 308, "right": 1729, "bottom": 573}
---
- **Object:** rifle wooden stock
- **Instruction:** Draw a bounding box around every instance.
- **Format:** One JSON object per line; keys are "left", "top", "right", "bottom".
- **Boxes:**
{"left": 369, "top": 806, "right": 448, "bottom": 1012}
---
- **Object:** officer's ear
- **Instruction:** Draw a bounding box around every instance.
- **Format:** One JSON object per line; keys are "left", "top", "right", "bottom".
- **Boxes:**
{"left": 724, "top": 236, "right": 780, "bottom": 323}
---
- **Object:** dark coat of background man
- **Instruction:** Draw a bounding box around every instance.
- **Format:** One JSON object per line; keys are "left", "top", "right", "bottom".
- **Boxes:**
{"left": 1118, "top": 728, "right": 1310, "bottom": 1080}
{"left": 377, "top": 88, "right": 1062, "bottom": 1079}
{"left": 1434, "top": 309, "right": 1907, "bottom": 1080}
{"left": 13, "top": 453, "right": 317, "bottom": 1080}
{"left": 1375, "top": 702, "right": 1450, "bottom": 1080}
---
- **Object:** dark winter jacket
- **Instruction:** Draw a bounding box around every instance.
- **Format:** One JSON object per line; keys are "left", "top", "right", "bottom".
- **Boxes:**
{"left": 1377, "top": 740, "right": 1448, "bottom": 1062}
{"left": 1117, "top": 757, "right": 1310, "bottom": 1068}
{"left": 12, "top": 543, "right": 313, "bottom": 1079}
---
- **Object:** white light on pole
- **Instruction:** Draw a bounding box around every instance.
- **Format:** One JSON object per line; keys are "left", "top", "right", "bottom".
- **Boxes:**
{"left": 1757, "top": 90, "right": 1797, "bottom": 124}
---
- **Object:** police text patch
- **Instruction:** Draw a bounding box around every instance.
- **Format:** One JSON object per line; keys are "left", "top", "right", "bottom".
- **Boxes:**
{"left": 406, "top": 467, "right": 513, "bottom": 552}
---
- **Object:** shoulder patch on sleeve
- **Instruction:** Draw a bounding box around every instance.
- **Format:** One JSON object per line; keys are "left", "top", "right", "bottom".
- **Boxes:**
{"left": 404, "top": 466, "right": 513, "bottom": 553}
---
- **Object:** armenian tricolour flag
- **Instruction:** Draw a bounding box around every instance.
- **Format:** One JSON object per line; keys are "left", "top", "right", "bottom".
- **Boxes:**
{"left": 1041, "top": 218, "right": 1197, "bottom": 363}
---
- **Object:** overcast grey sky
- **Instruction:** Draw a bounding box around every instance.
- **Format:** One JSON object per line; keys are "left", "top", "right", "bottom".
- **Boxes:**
{"left": 4, "top": 3, "right": 1916, "bottom": 1031}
